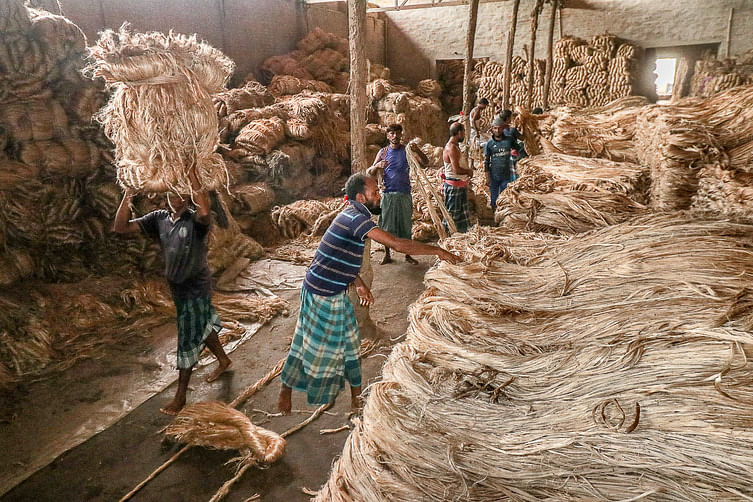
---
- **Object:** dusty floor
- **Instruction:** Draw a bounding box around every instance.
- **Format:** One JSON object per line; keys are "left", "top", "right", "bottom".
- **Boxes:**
{"left": 2, "top": 251, "right": 435, "bottom": 502}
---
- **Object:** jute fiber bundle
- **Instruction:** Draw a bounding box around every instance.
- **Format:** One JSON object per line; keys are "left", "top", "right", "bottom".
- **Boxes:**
{"left": 271, "top": 198, "right": 342, "bottom": 239}
{"left": 258, "top": 54, "right": 312, "bottom": 81}
{"left": 85, "top": 25, "right": 234, "bottom": 193}
{"left": 166, "top": 402, "right": 286, "bottom": 465}
{"left": 213, "top": 81, "right": 274, "bottom": 117}
{"left": 231, "top": 182, "right": 276, "bottom": 215}
{"left": 296, "top": 27, "right": 348, "bottom": 58}
{"left": 692, "top": 164, "right": 753, "bottom": 220}
{"left": 317, "top": 214, "right": 753, "bottom": 501}
{"left": 417, "top": 79, "right": 442, "bottom": 99}
{"left": 235, "top": 117, "right": 286, "bottom": 155}
{"left": 267, "top": 75, "right": 332, "bottom": 96}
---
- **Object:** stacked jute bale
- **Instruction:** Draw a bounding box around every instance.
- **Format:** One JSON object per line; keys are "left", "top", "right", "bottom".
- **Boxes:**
{"left": 317, "top": 214, "right": 753, "bottom": 501}
{"left": 496, "top": 153, "right": 649, "bottom": 233}
{"left": 690, "top": 50, "right": 753, "bottom": 98}
{"left": 475, "top": 34, "right": 639, "bottom": 114}
{"left": 436, "top": 59, "right": 485, "bottom": 114}
{"left": 371, "top": 89, "right": 446, "bottom": 146}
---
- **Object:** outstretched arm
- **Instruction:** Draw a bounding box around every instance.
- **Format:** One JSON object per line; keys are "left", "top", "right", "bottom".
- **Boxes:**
{"left": 112, "top": 189, "right": 141, "bottom": 234}
{"left": 365, "top": 227, "right": 461, "bottom": 264}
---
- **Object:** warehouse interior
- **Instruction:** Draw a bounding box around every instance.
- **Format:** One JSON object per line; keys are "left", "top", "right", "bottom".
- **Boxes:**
{"left": 2, "top": 0, "right": 753, "bottom": 500}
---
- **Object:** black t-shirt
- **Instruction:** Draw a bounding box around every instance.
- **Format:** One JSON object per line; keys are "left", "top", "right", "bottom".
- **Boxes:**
{"left": 135, "top": 210, "right": 212, "bottom": 300}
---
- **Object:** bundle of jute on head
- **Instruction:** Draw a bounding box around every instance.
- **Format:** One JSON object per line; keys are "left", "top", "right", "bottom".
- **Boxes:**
{"left": 85, "top": 25, "right": 235, "bottom": 193}
{"left": 166, "top": 401, "right": 286, "bottom": 465}
{"left": 317, "top": 214, "right": 753, "bottom": 501}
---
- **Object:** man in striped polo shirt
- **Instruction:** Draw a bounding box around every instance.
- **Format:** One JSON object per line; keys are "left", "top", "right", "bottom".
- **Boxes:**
{"left": 278, "top": 173, "right": 460, "bottom": 413}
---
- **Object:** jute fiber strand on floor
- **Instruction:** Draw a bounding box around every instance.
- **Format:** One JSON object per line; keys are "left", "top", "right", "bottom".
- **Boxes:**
{"left": 316, "top": 215, "right": 753, "bottom": 501}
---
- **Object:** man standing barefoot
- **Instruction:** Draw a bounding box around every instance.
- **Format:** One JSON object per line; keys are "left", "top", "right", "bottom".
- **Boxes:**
{"left": 113, "top": 171, "right": 232, "bottom": 415}
{"left": 366, "top": 123, "right": 429, "bottom": 265}
{"left": 278, "top": 173, "right": 460, "bottom": 414}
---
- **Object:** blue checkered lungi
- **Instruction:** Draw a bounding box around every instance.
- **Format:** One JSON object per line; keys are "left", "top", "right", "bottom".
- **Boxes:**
{"left": 175, "top": 296, "right": 222, "bottom": 369}
{"left": 281, "top": 288, "right": 361, "bottom": 405}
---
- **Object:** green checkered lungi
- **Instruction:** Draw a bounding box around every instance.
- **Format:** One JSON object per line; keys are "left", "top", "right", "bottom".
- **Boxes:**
{"left": 378, "top": 191, "right": 413, "bottom": 240}
{"left": 443, "top": 183, "right": 471, "bottom": 233}
{"left": 175, "top": 296, "right": 222, "bottom": 369}
{"left": 281, "top": 288, "right": 361, "bottom": 405}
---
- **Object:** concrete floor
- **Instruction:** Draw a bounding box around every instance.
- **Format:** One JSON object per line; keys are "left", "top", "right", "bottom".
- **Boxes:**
{"left": 1, "top": 251, "right": 434, "bottom": 502}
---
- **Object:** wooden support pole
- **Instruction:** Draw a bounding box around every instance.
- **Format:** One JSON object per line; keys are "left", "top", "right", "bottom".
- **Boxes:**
{"left": 349, "top": 0, "right": 368, "bottom": 173}
{"left": 525, "top": 0, "right": 544, "bottom": 110}
{"left": 502, "top": 0, "right": 520, "bottom": 110}
{"left": 725, "top": 7, "right": 734, "bottom": 58}
{"left": 542, "top": 0, "right": 558, "bottom": 110}
{"left": 461, "top": 0, "right": 480, "bottom": 168}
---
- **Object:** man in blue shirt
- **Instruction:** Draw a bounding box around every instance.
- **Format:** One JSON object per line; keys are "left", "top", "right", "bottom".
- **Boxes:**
{"left": 484, "top": 110, "right": 523, "bottom": 210}
{"left": 278, "top": 173, "right": 460, "bottom": 414}
{"left": 366, "top": 123, "right": 429, "bottom": 265}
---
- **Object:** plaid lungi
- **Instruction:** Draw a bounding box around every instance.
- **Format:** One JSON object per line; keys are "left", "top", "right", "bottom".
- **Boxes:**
{"left": 281, "top": 288, "right": 361, "bottom": 405}
{"left": 175, "top": 296, "right": 222, "bottom": 369}
{"left": 378, "top": 192, "right": 413, "bottom": 240}
{"left": 443, "top": 183, "right": 471, "bottom": 233}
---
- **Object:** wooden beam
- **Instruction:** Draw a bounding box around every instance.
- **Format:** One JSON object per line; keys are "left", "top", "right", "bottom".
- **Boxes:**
{"left": 525, "top": 0, "right": 544, "bottom": 110}
{"left": 542, "top": 0, "right": 558, "bottom": 109}
{"left": 725, "top": 7, "right": 734, "bottom": 58}
{"left": 349, "top": 0, "right": 368, "bottom": 173}
{"left": 461, "top": 0, "right": 480, "bottom": 169}
{"left": 502, "top": 0, "right": 520, "bottom": 109}
{"left": 368, "top": 0, "right": 507, "bottom": 13}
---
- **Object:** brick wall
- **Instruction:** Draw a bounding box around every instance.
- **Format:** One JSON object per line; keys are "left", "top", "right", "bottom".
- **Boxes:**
{"left": 58, "top": 0, "right": 299, "bottom": 80}
{"left": 384, "top": 0, "right": 753, "bottom": 86}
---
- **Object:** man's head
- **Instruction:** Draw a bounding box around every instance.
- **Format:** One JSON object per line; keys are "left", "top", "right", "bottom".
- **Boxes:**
{"left": 499, "top": 109, "right": 513, "bottom": 124}
{"left": 345, "top": 173, "right": 381, "bottom": 213}
{"left": 386, "top": 123, "right": 403, "bottom": 146}
{"left": 478, "top": 97, "right": 489, "bottom": 110}
{"left": 449, "top": 122, "right": 465, "bottom": 143}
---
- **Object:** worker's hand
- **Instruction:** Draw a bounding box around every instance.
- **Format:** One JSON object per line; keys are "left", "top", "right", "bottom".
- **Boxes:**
{"left": 356, "top": 283, "right": 374, "bottom": 307}
{"left": 437, "top": 249, "right": 461, "bottom": 265}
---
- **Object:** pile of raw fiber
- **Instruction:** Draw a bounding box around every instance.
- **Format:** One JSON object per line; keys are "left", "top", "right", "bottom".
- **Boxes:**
{"left": 416, "top": 79, "right": 442, "bottom": 99}
{"left": 317, "top": 214, "right": 753, "bottom": 501}
{"left": 495, "top": 153, "right": 649, "bottom": 232}
{"left": 166, "top": 402, "right": 285, "bottom": 465}
{"left": 690, "top": 50, "right": 753, "bottom": 98}
{"left": 692, "top": 165, "right": 753, "bottom": 219}
{"left": 229, "top": 182, "right": 276, "bottom": 215}
{"left": 270, "top": 198, "right": 344, "bottom": 239}
{"left": 268, "top": 75, "right": 332, "bottom": 96}
{"left": 213, "top": 81, "right": 274, "bottom": 117}
{"left": 520, "top": 96, "right": 648, "bottom": 163}
{"left": 436, "top": 58, "right": 486, "bottom": 114}
{"left": 235, "top": 117, "right": 286, "bottom": 155}
{"left": 374, "top": 92, "right": 446, "bottom": 146}
{"left": 635, "top": 106, "right": 723, "bottom": 211}
{"left": 85, "top": 25, "right": 235, "bottom": 194}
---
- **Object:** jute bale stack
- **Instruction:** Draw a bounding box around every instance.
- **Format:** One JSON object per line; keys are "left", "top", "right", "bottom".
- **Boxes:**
{"left": 436, "top": 59, "right": 485, "bottom": 114}
{"left": 317, "top": 214, "right": 753, "bottom": 501}
{"left": 496, "top": 153, "right": 649, "bottom": 233}
{"left": 690, "top": 50, "right": 753, "bottom": 98}
{"left": 85, "top": 25, "right": 235, "bottom": 193}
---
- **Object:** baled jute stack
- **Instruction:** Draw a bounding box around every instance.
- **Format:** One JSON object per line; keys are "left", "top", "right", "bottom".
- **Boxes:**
{"left": 317, "top": 214, "right": 753, "bottom": 501}
{"left": 85, "top": 25, "right": 234, "bottom": 193}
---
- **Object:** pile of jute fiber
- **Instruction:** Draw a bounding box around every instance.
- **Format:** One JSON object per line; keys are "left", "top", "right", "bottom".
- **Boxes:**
{"left": 316, "top": 214, "right": 753, "bottom": 501}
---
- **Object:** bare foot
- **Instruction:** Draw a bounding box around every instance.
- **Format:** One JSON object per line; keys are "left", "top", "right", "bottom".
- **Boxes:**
{"left": 160, "top": 399, "right": 184, "bottom": 416}
{"left": 380, "top": 255, "right": 393, "bottom": 265}
{"left": 205, "top": 359, "right": 232, "bottom": 383}
{"left": 278, "top": 387, "right": 292, "bottom": 415}
{"left": 405, "top": 255, "right": 418, "bottom": 265}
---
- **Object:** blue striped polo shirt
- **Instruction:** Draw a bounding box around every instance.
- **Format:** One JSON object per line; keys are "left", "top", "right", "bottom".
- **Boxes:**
{"left": 303, "top": 201, "right": 377, "bottom": 296}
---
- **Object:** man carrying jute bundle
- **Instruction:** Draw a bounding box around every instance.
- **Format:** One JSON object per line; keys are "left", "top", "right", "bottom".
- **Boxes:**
{"left": 366, "top": 123, "right": 430, "bottom": 265}
{"left": 278, "top": 173, "right": 460, "bottom": 414}
{"left": 113, "top": 170, "right": 232, "bottom": 416}
{"left": 442, "top": 122, "right": 474, "bottom": 233}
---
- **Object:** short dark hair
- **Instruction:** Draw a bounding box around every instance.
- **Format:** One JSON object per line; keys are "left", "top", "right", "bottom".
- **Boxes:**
{"left": 449, "top": 121, "right": 464, "bottom": 137}
{"left": 345, "top": 172, "right": 372, "bottom": 200}
{"left": 532, "top": 107, "right": 544, "bottom": 114}
{"left": 386, "top": 123, "right": 403, "bottom": 133}
{"left": 499, "top": 109, "right": 513, "bottom": 122}
{"left": 478, "top": 98, "right": 489, "bottom": 106}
